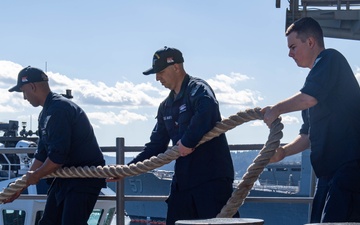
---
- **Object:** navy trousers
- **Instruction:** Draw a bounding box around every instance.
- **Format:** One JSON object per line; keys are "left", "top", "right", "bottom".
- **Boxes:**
{"left": 38, "top": 181, "right": 101, "bottom": 225}
{"left": 311, "top": 160, "right": 360, "bottom": 223}
{"left": 166, "top": 178, "right": 238, "bottom": 225}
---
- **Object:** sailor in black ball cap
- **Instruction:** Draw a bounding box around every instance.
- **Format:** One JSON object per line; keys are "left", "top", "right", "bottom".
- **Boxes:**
{"left": 126, "top": 47, "right": 239, "bottom": 224}
{"left": 7, "top": 66, "right": 106, "bottom": 225}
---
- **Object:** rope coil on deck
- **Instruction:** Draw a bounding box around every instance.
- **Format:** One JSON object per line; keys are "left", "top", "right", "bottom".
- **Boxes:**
{"left": 0, "top": 107, "right": 283, "bottom": 218}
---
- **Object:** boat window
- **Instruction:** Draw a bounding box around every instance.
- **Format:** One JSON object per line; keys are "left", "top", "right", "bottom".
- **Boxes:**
{"left": 275, "top": 168, "right": 288, "bottom": 171}
{"left": 2, "top": 209, "right": 26, "bottom": 225}
{"left": 103, "top": 207, "right": 116, "bottom": 225}
{"left": 35, "top": 211, "right": 44, "bottom": 225}
{"left": 88, "top": 208, "right": 104, "bottom": 225}
{"left": 291, "top": 168, "right": 301, "bottom": 171}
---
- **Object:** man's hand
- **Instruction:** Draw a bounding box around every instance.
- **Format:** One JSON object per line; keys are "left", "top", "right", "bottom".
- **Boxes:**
{"left": 261, "top": 106, "right": 280, "bottom": 128}
{"left": 2, "top": 188, "right": 26, "bottom": 204}
{"left": 269, "top": 147, "right": 286, "bottom": 163}
{"left": 26, "top": 171, "right": 42, "bottom": 185}
{"left": 177, "top": 140, "right": 194, "bottom": 157}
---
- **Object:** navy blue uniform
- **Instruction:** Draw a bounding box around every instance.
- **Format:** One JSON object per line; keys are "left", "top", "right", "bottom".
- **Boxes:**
{"left": 35, "top": 92, "right": 106, "bottom": 225}
{"left": 299, "top": 49, "right": 360, "bottom": 222}
{"left": 130, "top": 75, "right": 236, "bottom": 224}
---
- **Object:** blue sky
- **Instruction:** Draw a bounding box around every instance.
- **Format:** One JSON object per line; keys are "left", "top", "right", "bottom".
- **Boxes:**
{"left": 1, "top": 0, "right": 359, "bottom": 147}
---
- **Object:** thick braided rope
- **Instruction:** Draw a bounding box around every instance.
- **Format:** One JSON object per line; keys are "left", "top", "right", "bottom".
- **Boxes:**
{"left": 0, "top": 107, "right": 282, "bottom": 207}
{"left": 217, "top": 117, "right": 283, "bottom": 218}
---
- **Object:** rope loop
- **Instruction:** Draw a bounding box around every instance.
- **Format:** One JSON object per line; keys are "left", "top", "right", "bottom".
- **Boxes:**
{"left": 0, "top": 106, "right": 283, "bottom": 217}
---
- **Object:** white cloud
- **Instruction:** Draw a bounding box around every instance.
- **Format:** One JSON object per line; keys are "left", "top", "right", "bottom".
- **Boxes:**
{"left": 234, "top": 115, "right": 299, "bottom": 127}
{"left": 0, "top": 61, "right": 157, "bottom": 128}
{"left": 0, "top": 61, "right": 266, "bottom": 138}
{"left": 213, "top": 72, "right": 251, "bottom": 84}
{"left": 87, "top": 110, "right": 147, "bottom": 125}
{"left": 206, "top": 72, "right": 262, "bottom": 107}
{"left": 0, "top": 61, "right": 27, "bottom": 112}
{"left": 0, "top": 105, "right": 17, "bottom": 113}
{"left": 0, "top": 61, "right": 23, "bottom": 81}
{"left": 216, "top": 89, "right": 262, "bottom": 106}
{"left": 281, "top": 115, "right": 300, "bottom": 125}
{"left": 1, "top": 61, "right": 263, "bottom": 111}
{"left": 48, "top": 72, "right": 164, "bottom": 107}
{"left": 250, "top": 120, "right": 264, "bottom": 127}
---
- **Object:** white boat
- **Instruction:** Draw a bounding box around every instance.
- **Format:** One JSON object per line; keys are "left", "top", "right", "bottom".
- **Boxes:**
{"left": 0, "top": 121, "right": 116, "bottom": 225}
{"left": 0, "top": 177, "right": 116, "bottom": 225}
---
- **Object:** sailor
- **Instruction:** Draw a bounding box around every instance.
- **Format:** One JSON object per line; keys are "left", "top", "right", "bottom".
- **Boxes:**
{"left": 110, "top": 47, "right": 238, "bottom": 224}
{"left": 262, "top": 17, "right": 360, "bottom": 223}
{"left": 6, "top": 66, "right": 106, "bottom": 225}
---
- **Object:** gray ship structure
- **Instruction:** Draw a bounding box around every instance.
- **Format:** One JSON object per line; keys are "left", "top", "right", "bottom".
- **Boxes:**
{"left": 105, "top": 147, "right": 314, "bottom": 225}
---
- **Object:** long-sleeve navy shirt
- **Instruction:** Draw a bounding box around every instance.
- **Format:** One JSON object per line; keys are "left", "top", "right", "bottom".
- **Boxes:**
{"left": 130, "top": 75, "right": 235, "bottom": 191}
{"left": 35, "top": 92, "right": 106, "bottom": 199}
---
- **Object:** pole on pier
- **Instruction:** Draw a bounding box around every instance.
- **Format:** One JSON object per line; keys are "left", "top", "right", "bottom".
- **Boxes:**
{"left": 116, "top": 137, "right": 126, "bottom": 225}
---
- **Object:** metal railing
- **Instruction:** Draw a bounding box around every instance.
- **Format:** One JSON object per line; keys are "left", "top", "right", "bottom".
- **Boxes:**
{"left": 1, "top": 138, "right": 316, "bottom": 225}
{"left": 112, "top": 137, "right": 316, "bottom": 225}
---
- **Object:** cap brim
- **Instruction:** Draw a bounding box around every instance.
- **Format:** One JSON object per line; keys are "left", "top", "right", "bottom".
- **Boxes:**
{"left": 8, "top": 85, "right": 21, "bottom": 92}
{"left": 143, "top": 68, "right": 155, "bottom": 75}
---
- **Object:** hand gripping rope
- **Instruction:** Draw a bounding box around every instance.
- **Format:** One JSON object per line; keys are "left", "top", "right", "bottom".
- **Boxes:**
{"left": 0, "top": 107, "right": 283, "bottom": 218}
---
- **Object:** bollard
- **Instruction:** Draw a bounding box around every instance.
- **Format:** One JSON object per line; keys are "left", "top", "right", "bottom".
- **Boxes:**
{"left": 175, "top": 218, "right": 264, "bottom": 225}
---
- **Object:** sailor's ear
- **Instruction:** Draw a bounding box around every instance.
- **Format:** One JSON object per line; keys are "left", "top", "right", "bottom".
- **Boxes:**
{"left": 307, "top": 36, "right": 316, "bottom": 49}
{"left": 173, "top": 64, "right": 180, "bottom": 72}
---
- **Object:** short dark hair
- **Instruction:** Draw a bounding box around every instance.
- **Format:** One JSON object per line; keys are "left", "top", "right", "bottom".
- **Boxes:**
{"left": 286, "top": 17, "right": 324, "bottom": 48}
